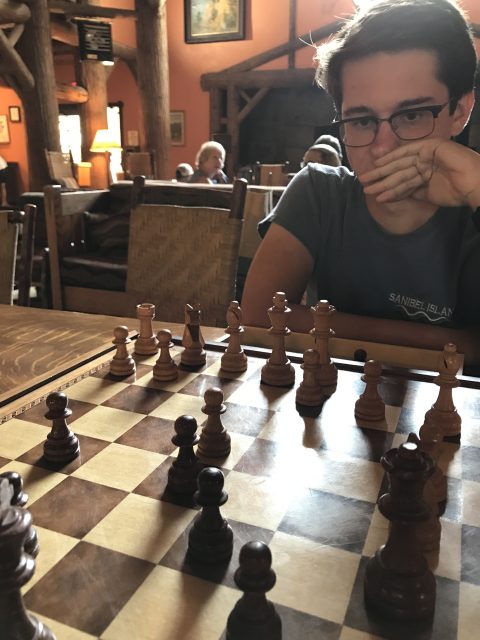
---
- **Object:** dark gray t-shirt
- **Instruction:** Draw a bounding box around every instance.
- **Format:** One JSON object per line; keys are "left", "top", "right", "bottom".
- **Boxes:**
{"left": 259, "top": 164, "right": 480, "bottom": 328}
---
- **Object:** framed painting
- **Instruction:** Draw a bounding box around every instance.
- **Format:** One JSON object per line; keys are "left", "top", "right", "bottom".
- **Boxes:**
{"left": 0, "top": 115, "right": 10, "bottom": 144}
{"left": 170, "top": 111, "right": 185, "bottom": 146}
{"left": 185, "top": 0, "right": 246, "bottom": 44}
{"left": 8, "top": 106, "right": 21, "bottom": 123}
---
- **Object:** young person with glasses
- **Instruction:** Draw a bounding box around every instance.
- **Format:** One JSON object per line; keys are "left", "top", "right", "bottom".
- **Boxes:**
{"left": 242, "top": 0, "right": 480, "bottom": 368}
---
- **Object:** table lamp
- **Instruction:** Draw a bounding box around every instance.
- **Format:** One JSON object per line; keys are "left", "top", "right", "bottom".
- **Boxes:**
{"left": 90, "top": 129, "right": 122, "bottom": 184}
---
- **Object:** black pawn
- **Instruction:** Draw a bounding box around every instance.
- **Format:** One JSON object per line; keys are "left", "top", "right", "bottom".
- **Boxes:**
{"left": 0, "top": 480, "right": 56, "bottom": 639}
{"left": 166, "top": 415, "right": 202, "bottom": 497}
{"left": 364, "top": 441, "right": 436, "bottom": 620}
{"left": 227, "top": 541, "right": 282, "bottom": 640}
{"left": 43, "top": 392, "right": 80, "bottom": 463}
{"left": 0, "top": 472, "right": 39, "bottom": 558}
{"left": 187, "top": 467, "right": 233, "bottom": 563}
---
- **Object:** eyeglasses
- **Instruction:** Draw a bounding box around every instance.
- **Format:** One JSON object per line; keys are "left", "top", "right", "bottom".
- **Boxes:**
{"left": 333, "top": 101, "right": 454, "bottom": 148}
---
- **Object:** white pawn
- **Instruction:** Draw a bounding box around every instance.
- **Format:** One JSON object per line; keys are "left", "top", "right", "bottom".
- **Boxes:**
{"left": 110, "top": 325, "right": 136, "bottom": 377}
{"left": 134, "top": 303, "right": 159, "bottom": 355}
{"left": 197, "top": 387, "right": 231, "bottom": 459}
{"left": 221, "top": 300, "right": 248, "bottom": 373}
{"left": 354, "top": 360, "right": 385, "bottom": 422}
{"left": 153, "top": 329, "right": 178, "bottom": 382}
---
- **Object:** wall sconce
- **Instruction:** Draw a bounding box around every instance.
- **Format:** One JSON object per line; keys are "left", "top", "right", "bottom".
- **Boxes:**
{"left": 90, "top": 129, "right": 122, "bottom": 184}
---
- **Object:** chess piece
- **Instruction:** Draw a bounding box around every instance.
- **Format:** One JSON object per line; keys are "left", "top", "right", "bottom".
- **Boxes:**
{"left": 43, "top": 392, "right": 80, "bottom": 464}
{"left": 221, "top": 300, "right": 248, "bottom": 373}
{"left": 0, "top": 479, "right": 56, "bottom": 640}
{"left": 310, "top": 300, "right": 338, "bottom": 395}
{"left": 406, "top": 435, "right": 442, "bottom": 556}
{"left": 1, "top": 472, "right": 38, "bottom": 557}
{"left": 181, "top": 303, "right": 207, "bottom": 368}
{"left": 261, "top": 292, "right": 295, "bottom": 387}
{"left": 354, "top": 360, "right": 386, "bottom": 422}
{"left": 166, "top": 415, "right": 202, "bottom": 497}
{"left": 295, "top": 349, "right": 324, "bottom": 406}
{"left": 110, "top": 325, "right": 136, "bottom": 377}
{"left": 152, "top": 329, "right": 178, "bottom": 382}
{"left": 134, "top": 303, "right": 159, "bottom": 355}
{"left": 364, "top": 442, "right": 436, "bottom": 620}
{"left": 197, "top": 387, "right": 231, "bottom": 459}
{"left": 226, "top": 541, "right": 282, "bottom": 640}
{"left": 422, "top": 343, "right": 461, "bottom": 440}
{"left": 187, "top": 467, "right": 233, "bottom": 563}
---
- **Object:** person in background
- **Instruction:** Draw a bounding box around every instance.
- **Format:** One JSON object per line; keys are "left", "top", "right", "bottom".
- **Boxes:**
{"left": 189, "top": 141, "right": 229, "bottom": 184}
{"left": 175, "top": 162, "right": 194, "bottom": 182}
{"left": 302, "top": 134, "right": 343, "bottom": 167}
{"left": 242, "top": 0, "right": 480, "bottom": 368}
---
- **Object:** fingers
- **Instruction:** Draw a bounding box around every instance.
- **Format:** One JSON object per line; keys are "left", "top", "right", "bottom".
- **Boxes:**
{"left": 365, "top": 172, "right": 427, "bottom": 202}
{"left": 359, "top": 155, "right": 418, "bottom": 186}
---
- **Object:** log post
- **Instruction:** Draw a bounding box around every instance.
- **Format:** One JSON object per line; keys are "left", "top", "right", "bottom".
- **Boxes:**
{"left": 77, "top": 58, "right": 109, "bottom": 189}
{"left": 16, "top": 0, "right": 61, "bottom": 190}
{"left": 135, "top": 0, "right": 170, "bottom": 178}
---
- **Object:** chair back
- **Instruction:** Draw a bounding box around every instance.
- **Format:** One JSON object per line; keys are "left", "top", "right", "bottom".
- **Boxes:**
{"left": 126, "top": 179, "right": 248, "bottom": 326}
{"left": 45, "top": 150, "right": 79, "bottom": 189}
{"left": 0, "top": 210, "right": 20, "bottom": 304}
{"left": 15, "top": 204, "right": 37, "bottom": 306}
{"left": 258, "top": 164, "right": 288, "bottom": 187}
{"left": 124, "top": 151, "right": 156, "bottom": 179}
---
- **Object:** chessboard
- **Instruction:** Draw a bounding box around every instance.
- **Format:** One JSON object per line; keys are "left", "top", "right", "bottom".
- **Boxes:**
{"left": 1, "top": 334, "right": 479, "bottom": 639}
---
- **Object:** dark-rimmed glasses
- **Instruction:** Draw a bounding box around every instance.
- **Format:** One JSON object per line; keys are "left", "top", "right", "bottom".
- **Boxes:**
{"left": 333, "top": 101, "right": 454, "bottom": 148}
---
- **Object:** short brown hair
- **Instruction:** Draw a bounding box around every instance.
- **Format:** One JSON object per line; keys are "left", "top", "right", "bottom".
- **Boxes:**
{"left": 315, "top": 0, "right": 477, "bottom": 111}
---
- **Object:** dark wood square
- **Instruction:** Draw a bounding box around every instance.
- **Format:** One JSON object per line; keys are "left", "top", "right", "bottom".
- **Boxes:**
{"left": 17, "top": 434, "right": 110, "bottom": 473}
{"left": 219, "top": 603, "right": 342, "bottom": 640}
{"left": 90, "top": 362, "right": 152, "bottom": 382}
{"left": 278, "top": 488, "right": 374, "bottom": 553}
{"left": 0, "top": 456, "right": 10, "bottom": 468}
{"left": 223, "top": 403, "right": 275, "bottom": 437}
{"left": 320, "top": 425, "right": 394, "bottom": 463}
{"left": 101, "top": 384, "right": 172, "bottom": 414}
{"left": 344, "top": 557, "right": 460, "bottom": 640}
{"left": 24, "top": 541, "right": 154, "bottom": 636}
{"left": 232, "top": 438, "right": 288, "bottom": 477}
{"left": 115, "top": 416, "right": 176, "bottom": 454}
{"left": 29, "top": 476, "right": 127, "bottom": 538}
{"left": 133, "top": 457, "right": 199, "bottom": 508}
{"left": 460, "top": 445, "right": 480, "bottom": 482}
{"left": 461, "top": 524, "right": 480, "bottom": 586}
{"left": 178, "top": 374, "right": 243, "bottom": 400}
{"left": 16, "top": 398, "right": 96, "bottom": 427}
{"left": 159, "top": 518, "right": 275, "bottom": 589}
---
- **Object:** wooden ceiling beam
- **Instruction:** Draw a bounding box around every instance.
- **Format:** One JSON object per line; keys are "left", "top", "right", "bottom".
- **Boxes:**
{"left": 48, "top": 1, "right": 135, "bottom": 19}
{"left": 0, "top": 1, "right": 30, "bottom": 24}
{"left": 50, "top": 18, "right": 136, "bottom": 61}
{"left": 0, "top": 26, "right": 33, "bottom": 90}
{"left": 57, "top": 81, "right": 88, "bottom": 104}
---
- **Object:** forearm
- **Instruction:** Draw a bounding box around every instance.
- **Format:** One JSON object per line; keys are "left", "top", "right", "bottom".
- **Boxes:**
{"left": 246, "top": 302, "right": 480, "bottom": 365}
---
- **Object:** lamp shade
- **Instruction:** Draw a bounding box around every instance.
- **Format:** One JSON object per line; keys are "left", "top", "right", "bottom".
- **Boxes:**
{"left": 90, "top": 129, "right": 121, "bottom": 152}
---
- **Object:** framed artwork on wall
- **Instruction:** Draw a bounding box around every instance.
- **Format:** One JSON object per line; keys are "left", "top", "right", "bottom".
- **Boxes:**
{"left": 0, "top": 115, "right": 10, "bottom": 144}
{"left": 8, "top": 106, "right": 21, "bottom": 123}
{"left": 184, "top": 0, "right": 246, "bottom": 44}
{"left": 170, "top": 111, "right": 185, "bottom": 146}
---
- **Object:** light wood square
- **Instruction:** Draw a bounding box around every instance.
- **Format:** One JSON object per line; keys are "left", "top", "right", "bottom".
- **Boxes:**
{"left": 0, "top": 460, "right": 65, "bottom": 505}
{"left": 29, "top": 614, "right": 96, "bottom": 640}
{"left": 23, "top": 526, "right": 79, "bottom": 593}
{"left": 462, "top": 479, "right": 480, "bottom": 527}
{"left": 150, "top": 393, "right": 206, "bottom": 423}
{"left": 270, "top": 530, "right": 360, "bottom": 623}
{"left": 84, "top": 493, "right": 195, "bottom": 563}
{"left": 458, "top": 582, "right": 480, "bottom": 640}
{"left": 72, "top": 405, "right": 145, "bottom": 442}
{"left": 0, "top": 419, "right": 48, "bottom": 458}
{"left": 72, "top": 443, "right": 166, "bottom": 491}
{"left": 65, "top": 376, "right": 129, "bottom": 404}
{"left": 102, "top": 566, "right": 238, "bottom": 640}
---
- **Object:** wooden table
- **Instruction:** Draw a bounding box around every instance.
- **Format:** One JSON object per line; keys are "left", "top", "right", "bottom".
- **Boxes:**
{"left": 0, "top": 305, "right": 225, "bottom": 421}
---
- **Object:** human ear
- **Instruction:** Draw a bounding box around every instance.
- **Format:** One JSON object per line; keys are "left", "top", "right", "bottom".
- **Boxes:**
{"left": 451, "top": 91, "right": 475, "bottom": 136}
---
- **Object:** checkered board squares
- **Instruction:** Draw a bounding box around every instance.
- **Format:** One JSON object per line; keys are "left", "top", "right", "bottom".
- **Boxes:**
{"left": 1, "top": 344, "right": 480, "bottom": 639}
